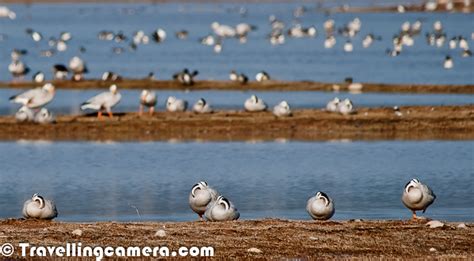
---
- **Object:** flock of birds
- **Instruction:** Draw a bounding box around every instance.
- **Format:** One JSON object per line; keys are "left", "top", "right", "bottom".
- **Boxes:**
{"left": 22, "top": 178, "right": 436, "bottom": 221}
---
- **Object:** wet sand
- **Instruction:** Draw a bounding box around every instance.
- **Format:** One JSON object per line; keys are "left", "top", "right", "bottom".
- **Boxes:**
{"left": 1, "top": 80, "right": 473, "bottom": 94}
{"left": 0, "top": 105, "right": 472, "bottom": 141}
{"left": 0, "top": 219, "right": 472, "bottom": 259}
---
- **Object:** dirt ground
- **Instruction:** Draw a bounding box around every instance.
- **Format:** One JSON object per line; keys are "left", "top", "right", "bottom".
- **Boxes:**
{"left": 0, "top": 219, "right": 472, "bottom": 259}
{"left": 2, "top": 80, "right": 473, "bottom": 94}
{"left": 0, "top": 105, "right": 472, "bottom": 141}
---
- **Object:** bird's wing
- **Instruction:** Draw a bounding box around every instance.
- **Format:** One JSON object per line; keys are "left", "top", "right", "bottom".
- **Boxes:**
{"left": 10, "top": 88, "right": 41, "bottom": 104}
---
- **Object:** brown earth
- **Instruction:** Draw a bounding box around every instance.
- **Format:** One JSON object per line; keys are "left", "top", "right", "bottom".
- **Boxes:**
{"left": 2, "top": 80, "right": 474, "bottom": 94}
{"left": 0, "top": 105, "right": 473, "bottom": 141}
{"left": 0, "top": 219, "right": 472, "bottom": 259}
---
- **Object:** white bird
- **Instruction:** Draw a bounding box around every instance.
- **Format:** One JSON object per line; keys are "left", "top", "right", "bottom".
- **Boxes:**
{"left": 34, "top": 108, "right": 55, "bottom": 124}
{"left": 306, "top": 191, "right": 335, "bottom": 220}
{"left": 204, "top": 195, "right": 240, "bottom": 222}
{"left": 69, "top": 56, "right": 88, "bottom": 81}
{"left": 152, "top": 28, "right": 166, "bottom": 43}
{"left": 139, "top": 90, "right": 157, "bottom": 115}
{"left": 324, "top": 36, "right": 336, "bottom": 49}
{"left": 193, "top": 98, "right": 213, "bottom": 114}
{"left": 244, "top": 95, "right": 267, "bottom": 112}
{"left": 273, "top": 101, "right": 292, "bottom": 117}
{"left": 33, "top": 71, "right": 45, "bottom": 83}
{"left": 229, "top": 70, "right": 239, "bottom": 81}
{"left": 326, "top": 97, "right": 340, "bottom": 112}
{"left": 255, "top": 71, "right": 270, "bottom": 82}
{"left": 338, "top": 98, "right": 356, "bottom": 115}
{"left": 8, "top": 59, "right": 29, "bottom": 79}
{"left": 80, "top": 84, "right": 121, "bottom": 119}
{"left": 166, "top": 96, "right": 187, "bottom": 112}
{"left": 344, "top": 41, "right": 353, "bottom": 52}
{"left": 22, "top": 193, "right": 58, "bottom": 220}
{"left": 15, "top": 106, "right": 34, "bottom": 122}
{"left": 211, "top": 22, "right": 236, "bottom": 38}
{"left": 402, "top": 178, "right": 436, "bottom": 220}
{"left": 10, "top": 83, "right": 55, "bottom": 109}
{"left": 53, "top": 64, "right": 69, "bottom": 80}
{"left": 189, "top": 181, "right": 219, "bottom": 220}
{"left": 444, "top": 55, "right": 453, "bottom": 69}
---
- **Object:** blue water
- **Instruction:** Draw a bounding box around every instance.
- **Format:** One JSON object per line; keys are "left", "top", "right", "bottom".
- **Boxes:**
{"left": 0, "top": 141, "right": 472, "bottom": 222}
{"left": 0, "top": 2, "right": 473, "bottom": 84}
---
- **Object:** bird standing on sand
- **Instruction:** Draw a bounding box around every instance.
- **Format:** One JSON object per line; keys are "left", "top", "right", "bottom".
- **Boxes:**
{"left": 10, "top": 83, "right": 55, "bottom": 109}
{"left": 204, "top": 195, "right": 240, "bottom": 222}
{"left": 80, "top": 84, "right": 121, "bottom": 119}
{"left": 139, "top": 90, "right": 157, "bottom": 115}
{"left": 306, "top": 191, "right": 335, "bottom": 220}
{"left": 273, "top": 101, "right": 292, "bottom": 117}
{"left": 244, "top": 95, "right": 267, "bottom": 112}
{"left": 402, "top": 178, "right": 436, "bottom": 220}
{"left": 193, "top": 98, "right": 213, "bottom": 114}
{"left": 189, "top": 181, "right": 219, "bottom": 220}
{"left": 166, "top": 96, "right": 187, "bottom": 112}
{"left": 23, "top": 193, "right": 58, "bottom": 220}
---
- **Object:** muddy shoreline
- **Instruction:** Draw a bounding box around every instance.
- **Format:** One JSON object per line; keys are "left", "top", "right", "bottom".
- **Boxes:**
{"left": 0, "top": 219, "right": 472, "bottom": 259}
{"left": 0, "top": 105, "right": 472, "bottom": 141}
{"left": 1, "top": 80, "right": 474, "bottom": 94}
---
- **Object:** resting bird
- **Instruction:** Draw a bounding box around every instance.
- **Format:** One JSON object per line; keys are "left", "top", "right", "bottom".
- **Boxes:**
{"left": 244, "top": 95, "right": 267, "bottom": 112}
{"left": 69, "top": 56, "right": 88, "bottom": 81}
{"left": 255, "top": 71, "right": 270, "bottom": 82}
{"left": 166, "top": 96, "right": 187, "bottom": 112}
{"left": 22, "top": 193, "right": 58, "bottom": 220}
{"left": 52, "top": 64, "right": 69, "bottom": 80}
{"left": 326, "top": 98, "right": 340, "bottom": 112}
{"left": 173, "top": 69, "right": 198, "bottom": 86}
{"left": 193, "top": 98, "right": 213, "bottom": 114}
{"left": 306, "top": 191, "right": 335, "bottom": 220}
{"left": 80, "top": 84, "right": 121, "bottom": 119}
{"left": 189, "top": 181, "right": 219, "bottom": 220}
{"left": 338, "top": 98, "right": 356, "bottom": 115}
{"left": 204, "top": 195, "right": 240, "bottom": 222}
{"left": 402, "top": 178, "right": 436, "bottom": 220}
{"left": 8, "top": 59, "right": 30, "bottom": 80}
{"left": 15, "top": 106, "right": 34, "bottom": 122}
{"left": 34, "top": 108, "right": 55, "bottom": 124}
{"left": 273, "top": 101, "right": 292, "bottom": 117}
{"left": 139, "top": 90, "right": 157, "bottom": 115}
{"left": 10, "top": 83, "right": 55, "bottom": 109}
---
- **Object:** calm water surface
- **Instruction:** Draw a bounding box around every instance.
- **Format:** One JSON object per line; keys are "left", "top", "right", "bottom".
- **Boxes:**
{"left": 0, "top": 141, "right": 472, "bottom": 222}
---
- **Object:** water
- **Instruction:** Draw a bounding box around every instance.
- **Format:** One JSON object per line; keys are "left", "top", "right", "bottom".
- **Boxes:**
{"left": 0, "top": 88, "right": 472, "bottom": 115}
{"left": 0, "top": 3, "right": 473, "bottom": 84}
{"left": 0, "top": 141, "right": 472, "bottom": 222}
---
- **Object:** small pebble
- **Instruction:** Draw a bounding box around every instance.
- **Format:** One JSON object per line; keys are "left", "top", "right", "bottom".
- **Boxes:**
{"left": 247, "top": 247, "right": 263, "bottom": 254}
{"left": 309, "top": 236, "right": 318, "bottom": 240}
{"left": 72, "top": 229, "right": 83, "bottom": 236}
{"left": 426, "top": 220, "right": 444, "bottom": 228}
{"left": 457, "top": 223, "right": 467, "bottom": 229}
{"left": 155, "top": 229, "right": 166, "bottom": 237}
{"left": 429, "top": 247, "right": 437, "bottom": 252}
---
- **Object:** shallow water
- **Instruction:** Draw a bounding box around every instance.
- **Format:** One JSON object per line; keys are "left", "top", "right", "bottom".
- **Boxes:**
{"left": 0, "top": 88, "right": 472, "bottom": 115}
{"left": 0, "top": 3, "right": 473, "bottom": 84}
{"left": 0, "top": 141, "right": 472, "bottom": 222}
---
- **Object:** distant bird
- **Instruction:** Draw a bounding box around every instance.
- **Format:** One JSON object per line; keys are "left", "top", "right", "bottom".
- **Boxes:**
{"left": 444, "top": 55, "right": 453, "bottom": 69}
{"left": 255, "top": 71, "right": 270, "bottom": 82}
{"left": 102, "top": 71, "right": 122, "bottom": 82}
{"left": 462, "top": 49, "right": 472, "bottom": 57}
{"left": 33, "top": 71, "right": 45, "bottom": 83}
{"left": 306, "top": 191, "right": 335, "bottom": 220}
{"left": 273, "top": 101, "right": 292, "bottom": 117}
{"left": 8, "top": 59, "right": 29, "bottom": 80}
{"left": 69, "top": 56, "right": 88, "bottom": 81}
{"left": 189, "top": 181, "right": 219, "bottom": 220}
{"left": 338, "top": 98, "right": 356, "bottom": 115}
{"left": 10, "top": 83, "right": 55, "bottom": 109}
{"left": 193, "top": 98, "right": 213, "bottom": 114}
{"left": 344, "top": 40, "right": 353, "bottom": 52}
{"left": 229, "top": 70, "right": 239, "bottom": 81}
{"left": 235, "top": 23, "right": 257, "bottom": 37}
{"left": 175, "top": 30, "right": 188, "bottom": 40}
{"left": 402, "top": 178, "right": 436, "bottom": 220}
{"left": 80, "top": 84, "right": 122, "bottom": 119}
{"left": 244, "top": 95, "right": 267, "bottom": 112}
{"left": 230, "top": 71, "right": 248, "bottom": 84}
{"left": 324, "top": 36, "right": 336, "bottom": 49}
{"left": 173, "top": 69, "right": 198, "bottom": 86}
{"left": 52, "top": 64, "right": 69, "bottom": 80}
{"left": 166, "top": 96, "right": 187, "bottom": 112}
{"left": 152, "top": 28, "right": 166, "bottom": 43}
{"left": 15, "top": 106, "right": 34, "bottom": 122}
{"left": 211, "top": 22, "right": 236, "bottom": 38}
{"left": 34, "top": 108, "right": 55, "bottom": 124}
{"left": 326, "top": 97, "right": 340, "bottom": 112}
{"left": 204, "top": 195, "right": 240, "bottom": 222}
{"left": 213, "top": 42, "right": 223, "bottom": 53}
{"left": 139, "top": 89, "right": 157, "bottom": 115}
{"left": 22, "top": 193, "right": 58, "bottom": 220}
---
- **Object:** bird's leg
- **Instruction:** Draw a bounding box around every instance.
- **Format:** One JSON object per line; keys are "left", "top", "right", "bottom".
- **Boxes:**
{"left": 139, "top": 105, "right": 144, "bottom": 116}
{"left": 108, "top": 111, "right": 114, "bottom": 119}
{"left": 198, "top": 214, "right": 204, "bottom": 221}
{"left": 97, "top": 111, "right": 103, "bottom": 120}
{"left": 412, "top": 211, "right": 417, "bottom": 220}
{"left": 149, "top": 106, "right": 154, "bottom": 115}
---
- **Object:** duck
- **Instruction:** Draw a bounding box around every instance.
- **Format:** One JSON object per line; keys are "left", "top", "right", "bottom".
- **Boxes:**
{"left": 80, "top": 84, "right": 121, "bottom": 119}
{"left": 273, "top": 101, "right": 292, "bottom": 117}
{"left": 173, "top": 69, "right": 198, "bottom": 86}
{"left": 444, "top": 55, "right": 453, "bottom": 69}
{"left": 255, "top": 71, "right": 270, "bottom": 82}
{"left": 22, "top": 193, "right": 58, "bottom": 220}
{"left": 244, "top": 95, "right": 267, "bottom": 112}
{"left": 166, "top": 96, "right": 187, "bottom": 112}
{"left": 69, "top": 56, "right": 88, "bottom": 81}
{"left": 34, "top": 108, "right": 55, "bottom": 124}
{"left": 402, "top": 178, "right": 436, "bottom": 220}
{"left": 10, "top": 83, "right": 55, "bottom": 109}
{"left": 326, "top": 97, "right": 340, "bottom": 112}
{"left": 32, "top": 71, "right": 45, "bottom": 83}
{"left": 306, "top": 191, "right": 335, "bottom": 220}
{"left": 139, "top": 90, "right": 157, "bottom": 115}
{"left": 52, "top": 64, "right": 69, "bottom": 80}
{"left": 204, "top": 195, "right": 240, "bottom": 222}
{"left": 193, "top": 98, "right": 213, "bottom": 114}
{"left": 338, "top": 98, "right": 356, "bottom": 115}
{"left": 189, "top": 181, "right": 219, "bottom": 220}
{"left": 8, "top": 59, "right": 29, "bottom": 80}
{"left": 15, "top": 106, "right": 34, "bottom": 122}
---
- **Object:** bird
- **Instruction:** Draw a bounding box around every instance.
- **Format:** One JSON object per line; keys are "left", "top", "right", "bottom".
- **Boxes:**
{"left": 211, "top": 22, "right": 236, "bottom": 38}
{"left": 166, "top": 96, "right": 187, "bottom": 112}
{"left": 8, "top": 59, "right": 29, "bottom": 80}
{"left": 152, "top": 28, "right": 166, "bottom": 43}
{"left": 193, "top": 98, "right": 213, "bottom": 114}
{"left": 22, "top": 193, "right": 58, "bottom": 220}
{"left": 306, "top": 191, "right": 335, "bottom": 220}
{"left": 338, "top": 98, "right": 356, "bottom": 115}
{"left": 204, "top": 195, "right": 240, "bottom": 222}
{"left": 52, "top": 64, "right": 69, "bottom": 80}
{"left": 34, "top": 108, "right": 55, "bottom": 124}
{"left": 344, "top": 40, "right": 353, "bottom": 52}
{"left": 402, "top": 178, "right": 436, "bottom": 220}
{"left": 15, "top": 106, "right": 34, "bottom": 122}
{"left": 326, "top": 97, "right": 340, "bottom": 112}
{"left": 10, "top": 83, "right": 55, "bottom": 109}
{"left": 68, "top": 56, "right": 88, "bottom": 81}
{"left": 273, "top": 101, "right": 292, "bottom": 117}
{"left": 189, "top": 181, "right": 219, "bottom": 220}
{"left": 244, "top": 95, "right": 267, "bottom": 112}
{"left": 102, "top": 71, "right": 122, "bottom": 82}
{"left": 80, "top": 84, "right": 121, "bottom": 119}
{"left": 32, "top": 71, "right": 45, "bottom": 83}
{"left": 139, "top": 90, "right": 157, "bottom": 115}
{"left": 173, "top": 69, "right": 198, "bottom": 86}
{"left": 444, "top": 55, "right": 453, "bottom": 69}
{"left": 255, "top": 71, "right": 270, "bottom": 82}
{"left": 229, "top": 70, "right": 239, "bottom": 81}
